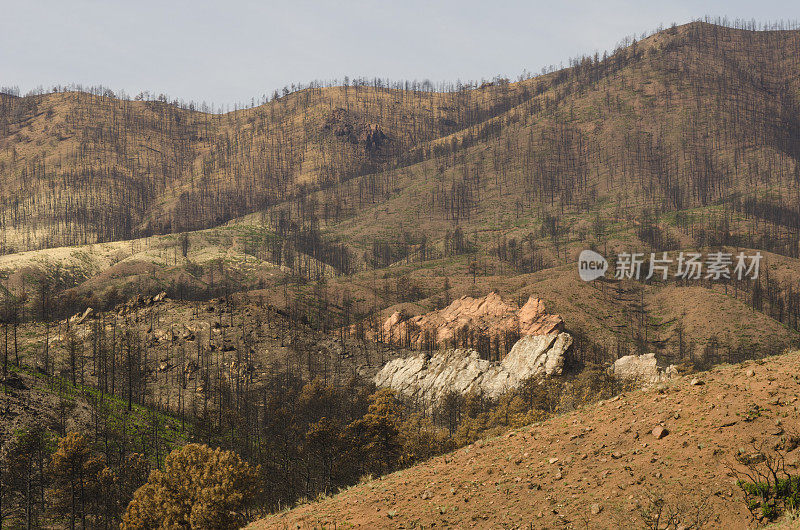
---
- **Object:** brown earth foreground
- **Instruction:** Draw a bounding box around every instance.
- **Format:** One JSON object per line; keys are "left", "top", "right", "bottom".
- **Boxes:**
{"left": 250, "top": 351, "right": 800, "bottom": 529}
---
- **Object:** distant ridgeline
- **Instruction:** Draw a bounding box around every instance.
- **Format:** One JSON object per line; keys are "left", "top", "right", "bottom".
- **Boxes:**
{"left": 1, "top": 20, "right": 800, "bottom": 262}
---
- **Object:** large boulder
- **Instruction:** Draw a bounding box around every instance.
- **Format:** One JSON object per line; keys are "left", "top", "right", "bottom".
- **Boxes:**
{"left": 374, "top": 331, "right": 573, "bottom": 404}
{"left": 502, "top": 333, "right": 570, "bottom": 379}
{"left": 612, "top": 353, "right": 676, "bottom": 385}
{"left": 69, "top": 307, "right": 94, "bottom": 325}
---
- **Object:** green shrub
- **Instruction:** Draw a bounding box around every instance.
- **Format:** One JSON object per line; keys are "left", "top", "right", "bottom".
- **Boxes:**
{"left": 735, "top": 446, "right": 800, "bottom": 521}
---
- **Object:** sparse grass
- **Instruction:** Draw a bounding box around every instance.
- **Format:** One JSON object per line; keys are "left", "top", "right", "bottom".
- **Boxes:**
{"left": 7, "top": 363, "right": 189, "bottom": 461}
{"left": 735, "top": 444, "right": 800, "bottom": 523}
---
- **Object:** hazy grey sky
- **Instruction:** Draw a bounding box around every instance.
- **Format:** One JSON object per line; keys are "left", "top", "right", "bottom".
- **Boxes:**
{"left": 1, "top": 0, "right": 798, "bottom": 106}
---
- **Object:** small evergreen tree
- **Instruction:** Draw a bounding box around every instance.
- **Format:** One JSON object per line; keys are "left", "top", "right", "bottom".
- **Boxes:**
{"left": 122, "top": 443, "right": 260, "bottom": 529}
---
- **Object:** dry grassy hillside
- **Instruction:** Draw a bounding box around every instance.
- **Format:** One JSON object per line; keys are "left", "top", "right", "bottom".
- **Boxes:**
{"left": 0, "top": 74, "right": 528, "bottom": 250}
{"left": 2, "top": 22, "right": 800, "bottom": 259}
{"left": 2, "top": 21, "right": 800, "bottom": 374}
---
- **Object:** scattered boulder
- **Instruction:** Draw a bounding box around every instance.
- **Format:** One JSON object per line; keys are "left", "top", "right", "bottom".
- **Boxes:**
{"left": 652, "top": 425, "right": 669, "bottom": 439}
{"left": 115, "top": 291, "right": 168, "bottom": 316}
{"left": 613, "top": 354, "right": 676, "bottom": 385}
{"left": 374, "top": 331, "right": 573, "bottom": 403}
{"left": 2, "top": 373, "right": 27, "bottom": 391}
{"left": 69, "top": 307, "right": 94, "bottom": 325}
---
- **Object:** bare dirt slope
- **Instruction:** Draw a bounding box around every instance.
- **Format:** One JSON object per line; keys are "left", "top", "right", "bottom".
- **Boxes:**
{"left": 251, "top": 350, "right": 800, "bottom": 529}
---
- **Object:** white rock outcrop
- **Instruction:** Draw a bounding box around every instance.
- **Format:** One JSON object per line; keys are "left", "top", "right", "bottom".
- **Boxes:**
{"left": 612, "top": 353, "right": 676, "bottom": 385}
{"left": 374, "top": 332, "right": 573, "bottom": 403}
{"left": 69, "top": 307, "right": 94, "bottom": 325}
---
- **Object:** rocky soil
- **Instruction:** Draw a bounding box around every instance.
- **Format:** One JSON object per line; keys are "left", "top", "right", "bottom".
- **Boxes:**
{"left": 251, "top": 350, "right": 800, "bottom": 529}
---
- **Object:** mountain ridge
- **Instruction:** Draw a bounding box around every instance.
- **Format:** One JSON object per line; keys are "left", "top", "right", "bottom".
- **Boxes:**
{"left": 4, "top": 21, "right": 800, "bottom": 256}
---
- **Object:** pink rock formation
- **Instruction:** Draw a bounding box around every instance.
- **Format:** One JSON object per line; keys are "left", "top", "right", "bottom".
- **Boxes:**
{"left": 380, "top": 292, "right": 563, "bottom": 350}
